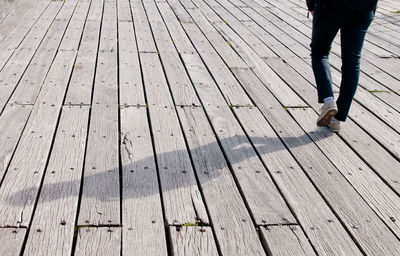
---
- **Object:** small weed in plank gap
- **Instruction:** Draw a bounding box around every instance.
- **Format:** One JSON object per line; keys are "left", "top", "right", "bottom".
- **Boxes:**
{"left": 368, "top": 90, "right": 390, "bottom": 93}
{"left": 285, "top": 106, "right": 310, "bottom": 109}
{"left": 73, "top": 228, "right": 79, "bottom": 239}
{"left": 75, "top": 224, "right": 121, "bottom": 229}
{"left": 183, "top": 223, "right": 198, "bottom": 228}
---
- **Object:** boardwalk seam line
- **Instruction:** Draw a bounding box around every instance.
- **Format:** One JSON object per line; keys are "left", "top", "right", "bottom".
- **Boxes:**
{"left": 153, "top": 1, "right": 224, "bottom": 254}
{"left": 70, "top": 0, "right": 103, "bottom": 254}
{"left": 130, "top": 0, "right": 171, "bottom": 254}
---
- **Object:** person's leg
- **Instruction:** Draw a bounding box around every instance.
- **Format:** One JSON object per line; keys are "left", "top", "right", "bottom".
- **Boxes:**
{"left": 335, "top": 11, "right": 374, "bottom": 121}
{"left": 310, "top": 4, "right": 345, "bottom": 103}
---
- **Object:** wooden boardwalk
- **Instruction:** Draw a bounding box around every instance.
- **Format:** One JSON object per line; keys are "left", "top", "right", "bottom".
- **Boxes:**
{"left": 0, "top": 0, "right": 399, "bottom": 255}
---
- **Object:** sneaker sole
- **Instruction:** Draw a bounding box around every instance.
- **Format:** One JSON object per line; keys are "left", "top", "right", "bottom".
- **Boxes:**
{"left": 329, "top": 127, "right": 341, "bottom": 133}
{"left": 317, "top": 109, "right": 338, "bottom": 127}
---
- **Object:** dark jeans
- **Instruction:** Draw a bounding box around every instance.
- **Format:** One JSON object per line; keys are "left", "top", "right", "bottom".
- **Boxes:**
{"left": 311, "top": 4, "right": 374, "bottom": 121}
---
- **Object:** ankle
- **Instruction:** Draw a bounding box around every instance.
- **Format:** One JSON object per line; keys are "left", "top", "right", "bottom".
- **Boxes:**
{"left": 323, "top": 97, "right": 334, "bottom": 104}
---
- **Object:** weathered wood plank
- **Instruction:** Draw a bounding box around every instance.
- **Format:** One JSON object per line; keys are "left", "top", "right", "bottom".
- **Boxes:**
{"left": 260, "top": 226, "right": 316, "bottom": 256}
{"left": 170, "top": 226, "right": 219, "bottom": 256}
{"left": 0, "top": 1, "right": 52, "bottom": 70}
{"left": 238, "top": 3, "right": 400, "bottom": 135}
{"left": 11, "top": 0, "right": 91, "bottom": 105}
{"left": 220, "top": 3, "right": 252, "bottom": 22}
{"left": 145, "top": 2, "right": 200, "bottom": 106}
{"left": 118, "top": 21, "right": 145, "bottom": 106}
{"left": 232, "top": 1, "right": 310, "bottom": 60}
{"left": 379, "top": 1, "right": 400, "bottom": 16}
{"left": 233, "top": 106, "right": 361, "bottom": 256}
{"left": 371, "top": 91, "right": 400, "bottom": 115}
{"left": 156, "top": 2, "right": 195, "bottom": 55}
{"left": 54, "top": 0, "right": 79, "bottom": 22}
{"left": 179, "top": 54, "right": 295, "bottom": 226}
{"left": 23, "top": 106, "right": 89, "bottom": 256}
{"left": 208, "top": 107, "right": 296, "bottom": 224}
{"left": 117, "top": 0, "right": 132, "bottom": 22}
{"left": 140, "top": 52, "right": 175, "bottom": 107}
{"left": 141, "top": 53, "right": 209, "bottom": 225}
{"left": 65, "top": 19, "right": 102, "bottom": 105}
{"left": 0, "top": 1, "right": 398, "bottom": 255}
{"left": 247, "top": 0, "right": 398, "bottom": 97}
{"left": 289, "top": 107, "right": 400, "bottom": 237}
{"left": 167, "top": 0, "right": 194, "bottom": 23}
{"left": 131, "top": 0, "right": 157, "bottom": 53}
{"left": 345, "top": 99, "right": 400, "bottom": 159}
{"left": 178, "top": 0, "right": 197, "bottom": 9}
{"left": 271, "top": 54, "right": 400, "bottom": 168}
{"left": 160, "top": 49, "right": 201, "bottom": 106}
{"left": 382, "top": 1, "right": 400, "bottom": 12}
{"left": 264, "top": 0, "right": 400, "bottom": 93}
{"left": 211, "top": 20, "right": 306, "bottom": 107}
{"left": 0, "top": 228, "right": 26, "bottom": 256}
{"left": 159, "top": 3, "right": 254, "bottom": 106}
{"left": 120, "top": 107, "right": 167, "bottom": 256}
{"left": 0, "top": 2, "right": 64, "bottom": 112}
{"left": 58, "top": 0, "right": 91, "bottom": 51}
{"left": 86, "top": 0, "right": 104, "bottom": 22}
{"left": 198, "top": 0, "right": 280, "bottom": 59}
{"left": 368, "top": 25, "right": 400, "bottom": 50}
{"left": 0, "top": 104, "right": 32, "bottom": 181}
{"left": 180, "top": 53, "right": 223, "bottom": 104}
{"left": 148, "top": 104, "right": 209, "bottom": 225}
{"left": 184, "top": 7, "right": 248, "bottom": 68}
{"left": 0, "top": 1, "right": 17, "bottom": 23}
{"left": 8, "top": 20, "right": 74, "bottom": 105}
{"left": 0, "top": 0, "right": 39, "bottom": 42}
{"left": 264, "top": 57, "right": 400, "bottom": 195}
{"left": 188, "top": 0, "right": 222, "bottom": 24}
{"left": 231, "top": 2, "right": 400, "bottom": 160}
{"left": 240, "top": 3, "right": 314, "bottom": 59}
{"left": 98, "top": 0, "right": 117, "bottom": 52}
{"left": 79, "top": 0, "right": 116, "bottom": 106}
{"left": 364, "top": 34, "right": 400, "bottom": 57}
{"left": 144, "top": 1, "right": 200, "bottom": 106}
{"left": 181, "top": 22, "right": 253, "bottom": 106}
{"left": 233, "top": 68, "right": 400, "bottom": 255}
{"left": 143, "top": 0, "right": 163, "bottom": 23}
{"left": 77, "top": 105, "right": 119, "bottom": 226}
{"left": 238, "top": 7, "right": 311, "bottom": 59}
{"left": 91, "top": 51, "right": 118, "bottom": 105}
{"left": 0, "top": 50, "right": 76, "bottom": 227}
{"left": 336, "top": 80, "right": 400, "bottom": 133}
{"left": 340, "top": 116, "right": 400, "bottom": 192}
{"left": 75, "top": 227, "right": 120, "bottom": 256}
{"left": 176, "top": 106, "right": 273, "bottom": 255}
{"left": 357, "top": 59, "right": 400, "bottom": 92}
{"left": 366, "top": 57, "right": 400, "bottom": 82}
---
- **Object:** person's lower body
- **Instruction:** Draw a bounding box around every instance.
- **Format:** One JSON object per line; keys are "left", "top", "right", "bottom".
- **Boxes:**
{"left": 310, "top": 5, "right": 374, "bottom": 131}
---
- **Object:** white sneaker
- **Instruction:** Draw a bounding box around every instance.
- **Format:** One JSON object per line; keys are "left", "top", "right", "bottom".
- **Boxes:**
{"left": 328, "top": 119, "right": 341, "bottom": 133}
{"left": 317, "top": 101, "right": 338, "bottom": 126}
